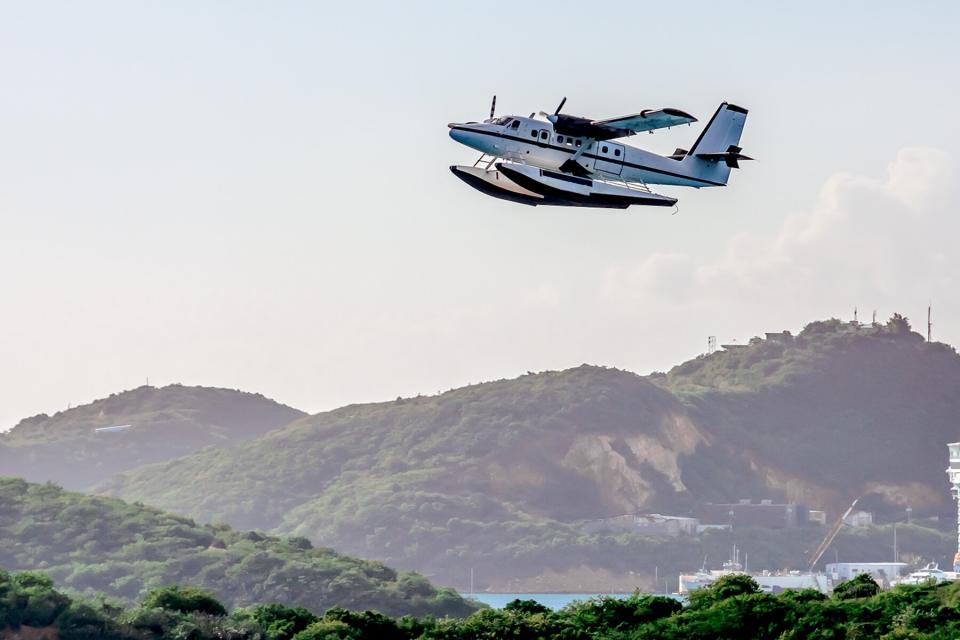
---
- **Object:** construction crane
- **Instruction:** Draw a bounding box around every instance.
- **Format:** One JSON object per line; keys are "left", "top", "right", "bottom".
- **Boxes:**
{"left": 808, "top": 496, "right": 862, "bottom": 572}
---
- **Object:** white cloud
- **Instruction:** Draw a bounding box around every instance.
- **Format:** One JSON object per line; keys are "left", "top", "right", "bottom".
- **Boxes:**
{"left": 602, "top": 147, "right": 959, "bottom": 321}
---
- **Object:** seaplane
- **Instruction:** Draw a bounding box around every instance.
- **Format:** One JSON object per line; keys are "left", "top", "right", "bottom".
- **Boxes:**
{"left": 448, "top": 97, "right": 751, "bottom": 209}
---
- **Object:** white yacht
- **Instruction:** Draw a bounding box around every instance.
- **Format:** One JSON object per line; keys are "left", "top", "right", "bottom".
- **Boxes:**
{"left": 894, "top": 563, "right": 955, "bottom": 586}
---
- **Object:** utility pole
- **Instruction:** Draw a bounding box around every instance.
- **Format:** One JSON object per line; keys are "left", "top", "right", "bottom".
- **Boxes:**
{"left": 893, "top": 524, "right": 898, "bottom": 563}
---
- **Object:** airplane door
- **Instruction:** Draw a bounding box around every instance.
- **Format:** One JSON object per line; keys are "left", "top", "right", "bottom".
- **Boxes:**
{"left": 595, "top": 141, "right": 625, "bottom": 176}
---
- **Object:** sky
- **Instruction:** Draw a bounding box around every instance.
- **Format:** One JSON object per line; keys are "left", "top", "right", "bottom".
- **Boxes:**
{"left": 1, "top": 1, "right": 959, "bottom": 427}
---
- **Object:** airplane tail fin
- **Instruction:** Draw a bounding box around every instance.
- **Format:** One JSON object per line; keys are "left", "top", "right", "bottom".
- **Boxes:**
{"left": 681, "top": 103, "right": 751, "bottom": 186}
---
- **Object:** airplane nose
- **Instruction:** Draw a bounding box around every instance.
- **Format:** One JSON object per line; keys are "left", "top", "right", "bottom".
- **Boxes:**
{"left": 448, "top": 124, "right": 467, "bottom": 144}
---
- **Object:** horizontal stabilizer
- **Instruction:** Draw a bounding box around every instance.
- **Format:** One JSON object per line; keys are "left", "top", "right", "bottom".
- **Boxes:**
{"left": 696, "top": 144, "right": 754, "bottom": 168}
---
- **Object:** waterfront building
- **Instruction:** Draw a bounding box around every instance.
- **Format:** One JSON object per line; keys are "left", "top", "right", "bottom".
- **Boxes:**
{"left": 946, "top": 442, "right": 960, "bottom": 572}
{"left": 825, "top": 562, "right": 907, "bottom": 587}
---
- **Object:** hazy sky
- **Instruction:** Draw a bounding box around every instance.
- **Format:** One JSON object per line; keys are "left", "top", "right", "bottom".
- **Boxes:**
{"left": 2, "top": 1, "right": 959, "bottom": 427}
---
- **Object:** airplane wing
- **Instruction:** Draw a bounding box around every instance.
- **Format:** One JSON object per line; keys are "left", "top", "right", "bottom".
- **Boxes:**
{"left": 593, "top": 108, "right": 697, "bottom": 136}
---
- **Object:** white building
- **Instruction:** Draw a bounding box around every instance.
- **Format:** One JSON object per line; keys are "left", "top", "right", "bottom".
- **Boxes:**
{"left": 825, "top": 562, "right": 907, "bottom": 586}
{"left": 947, "top": 442, "right": 960, "bottom": 572}
{"left": 843, "top": 510, "right": 874, "bottom": 527}
{"left": 581, "top": 513, "right": 699, "bottom": 537}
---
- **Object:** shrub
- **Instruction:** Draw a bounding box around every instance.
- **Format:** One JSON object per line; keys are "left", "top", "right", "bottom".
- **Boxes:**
{"left": 141, "top": 585, "right": 227, "bottom": 616}
{"left": 834, "top": 574, "right": 881, "bottom": 600}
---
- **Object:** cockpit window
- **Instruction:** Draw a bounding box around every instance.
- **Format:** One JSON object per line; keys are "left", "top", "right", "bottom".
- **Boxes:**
{"left": 495, "top": 117, "right": 513, "bottom": 126}
{"left": 510, "top": 120, "right": 520, "bottom": 129}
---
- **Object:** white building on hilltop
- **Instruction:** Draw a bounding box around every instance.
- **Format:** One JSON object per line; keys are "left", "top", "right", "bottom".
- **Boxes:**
{"left": 843, "top": 510, "right": 874, "bottom": 527}
{"left": 946, "top": 442, "right": 960, "bottom": 572}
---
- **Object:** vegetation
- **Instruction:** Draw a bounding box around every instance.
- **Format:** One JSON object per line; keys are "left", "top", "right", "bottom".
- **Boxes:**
{"left": 662, "top": 316, "right": 960, "bottom": 502}
{"left": 0, "top": 384, "right": 305, "bottom": 489}
{"left": 5, "top": 568, "right": 960, "bottom": 639}
{"left": 92, "top": 317, "right": 960, "bottom": 588}
{"left": 0, "top": 478, "right": 478, "bottom": 618}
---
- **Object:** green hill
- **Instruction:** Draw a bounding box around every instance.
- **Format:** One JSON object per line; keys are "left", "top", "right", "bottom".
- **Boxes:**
{"left": 0, "top": 384, "right": 305, "bottom": 489}
{"left": 92, "top": 316, "right": 960, "bottom": 588}
{"left": 660, "top": 315, "right": 960, "bottom": 512}
{"left": 0, "top": 477, "right": 477, "bottom": 618}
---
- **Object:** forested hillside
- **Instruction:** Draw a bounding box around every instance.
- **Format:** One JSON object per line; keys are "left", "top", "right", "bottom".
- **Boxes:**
{"left": 0, "top": 478, "right": 476, "bottom": 618}
{"left": 0, "top": 384, "right": 305, "bottom": 489}
{"left": 660, "top": 315, "right": 960, "bottom": 512}
{"left": 93, "top": 316, "right": 960, "bottom": 588}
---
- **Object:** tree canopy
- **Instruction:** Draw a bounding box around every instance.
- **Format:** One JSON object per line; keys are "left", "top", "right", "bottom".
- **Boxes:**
{"left": 6, "top": 567, "right": 960, "bottom": 640}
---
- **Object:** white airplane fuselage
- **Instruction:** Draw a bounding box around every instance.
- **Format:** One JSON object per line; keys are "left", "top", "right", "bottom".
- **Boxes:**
{"left": 448, "top": 116, "right": 729, "bottom": 188}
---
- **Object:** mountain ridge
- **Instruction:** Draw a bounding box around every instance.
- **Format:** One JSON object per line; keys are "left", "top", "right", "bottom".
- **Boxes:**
{"left": 0, "top": 384, "right": 306, "bottom": 489}
{"left": 82, "top": 316, "right": 960, "bottom": 586}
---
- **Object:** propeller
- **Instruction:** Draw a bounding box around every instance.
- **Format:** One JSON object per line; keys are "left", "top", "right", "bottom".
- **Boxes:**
{"left": 538, "top": 97, "right": 567, "bottom": 124}
{"left": 489, "top": 95, "right": 497, "bottom": 120}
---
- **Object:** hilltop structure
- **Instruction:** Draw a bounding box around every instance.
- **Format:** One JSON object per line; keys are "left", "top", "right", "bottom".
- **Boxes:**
{"left": 947, "top": 442, "right": 960, "bottom": 571}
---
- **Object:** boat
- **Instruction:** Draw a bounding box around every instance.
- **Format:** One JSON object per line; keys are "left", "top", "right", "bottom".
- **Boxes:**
{"left": 678, "top": 546, "right": 832, "bottom": 594}
{"left": 893, "top": 563, "right": 957, "bottom": 586}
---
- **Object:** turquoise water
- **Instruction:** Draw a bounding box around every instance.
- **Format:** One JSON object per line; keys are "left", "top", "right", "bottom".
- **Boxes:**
{"left": 463, "top": 593, "right": 634, "bottom": 610}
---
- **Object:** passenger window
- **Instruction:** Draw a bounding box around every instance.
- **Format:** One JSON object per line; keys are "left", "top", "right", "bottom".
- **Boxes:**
{"left": 575, "top": 140, "right": 582, "bottom": 147}
{"left": 557, "top": 135, "right": 564, "bottom": 143}
{"left": 614, "top": 149, "right": 621, "bottom": 156}
{"left": 531, "top": 130, "right": 539, "bottom": 138}
{"left": 540, "top": 131, "right": 548, "bottom": 140}
{"left": 602, "top": 145, "right": 609, "bottom": 153}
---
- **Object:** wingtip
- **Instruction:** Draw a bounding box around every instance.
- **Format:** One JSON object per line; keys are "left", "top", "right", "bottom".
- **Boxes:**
{"left": 661, "top": 107, "right": 698, "bottom": 122}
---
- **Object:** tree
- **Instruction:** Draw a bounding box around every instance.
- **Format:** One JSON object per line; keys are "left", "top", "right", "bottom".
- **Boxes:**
{"left": 833, "top": 574, "right": 881, "bottom": 600}
{"left": 687, "top": 574, "right": 761, "bottom": 610}
{"left": 140, "top": 585, "right": 227, "bottom": 616}
{"left": 247, "top": 603, "right": 318, "bottom": 640}
{"left": 292, "top": 619, "right": 357, "bottom": 640}
{"left": 887, "top": 313, "right": 912, "bottom": 335}
{"left": 9, "top": 571, "right": 71, "bottom": 627}
{"left": 503, "top": 599, "right": 550, "bottom": 616}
